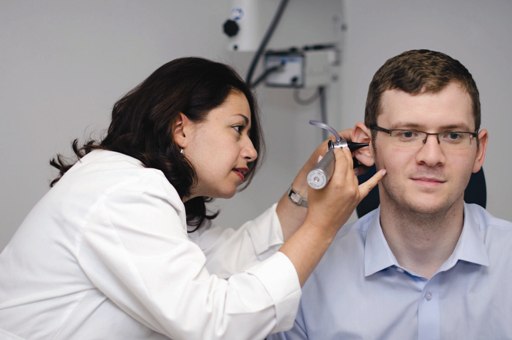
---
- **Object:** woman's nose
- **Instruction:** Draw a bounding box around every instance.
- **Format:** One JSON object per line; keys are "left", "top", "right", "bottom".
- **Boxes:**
{"left": 242, "top": 137, "right": 258, "bottom": 162}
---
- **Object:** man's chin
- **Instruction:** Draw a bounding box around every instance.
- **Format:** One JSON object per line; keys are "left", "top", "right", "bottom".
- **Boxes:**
{"left": 402, "top": 197, "right": 452, "bottom": 216}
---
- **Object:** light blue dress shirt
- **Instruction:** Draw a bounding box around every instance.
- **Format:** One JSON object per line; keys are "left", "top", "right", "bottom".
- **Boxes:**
{"left": 270, "top": 203, "right": 512, "bottom": 340}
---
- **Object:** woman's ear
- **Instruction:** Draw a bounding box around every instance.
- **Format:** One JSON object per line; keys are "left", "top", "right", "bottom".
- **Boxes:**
{"left": 172, "top": 113, "right": 190, "bottom": 148}
{"left": 352, "top": 122, "right": 374, "bottom": 167}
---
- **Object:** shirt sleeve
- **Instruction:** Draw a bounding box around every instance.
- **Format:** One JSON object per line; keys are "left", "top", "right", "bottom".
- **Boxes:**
{"left": 77, "top": 173, "right": 301, "bottom": 339}
{"left": 267, "top": 300, "right": 309, "bottom": 339}
{"left": 190, "top": 203, "right": 285, "bottom": 278}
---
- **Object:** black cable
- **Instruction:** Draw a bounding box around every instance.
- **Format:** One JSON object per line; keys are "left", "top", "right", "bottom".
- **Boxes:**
{"left": 251, "top": 64, "right": 285, "bottom": 88}
{"left": 318, "top": 86, "right": 328, "bottom": 140}
{"left": 245, "top": 0, "right": 289, "bottom": 87}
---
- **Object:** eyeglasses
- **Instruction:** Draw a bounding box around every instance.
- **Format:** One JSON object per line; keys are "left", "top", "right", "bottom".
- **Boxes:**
{"left": 369, "top": 124, "right": 478, "bottom": 150}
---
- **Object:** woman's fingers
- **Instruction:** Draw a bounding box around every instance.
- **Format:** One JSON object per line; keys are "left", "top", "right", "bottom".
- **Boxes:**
{"left": 330, "top": 146, "right": 385, "bottom": 204}
{"left": 358, "top": 169, "right": 386, "bottom": 199}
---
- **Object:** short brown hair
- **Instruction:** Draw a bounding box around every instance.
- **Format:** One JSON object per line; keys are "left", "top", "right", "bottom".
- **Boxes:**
{"left": 364, "top": 49, "right": 481, "bottom": 131}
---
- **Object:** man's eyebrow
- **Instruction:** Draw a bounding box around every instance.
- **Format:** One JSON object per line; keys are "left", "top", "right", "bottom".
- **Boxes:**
{"left": 388, "top": 122, "right": 422, "bottom": 129}
{"left": 389, "top": 121, "right": 474, "bottom": 130}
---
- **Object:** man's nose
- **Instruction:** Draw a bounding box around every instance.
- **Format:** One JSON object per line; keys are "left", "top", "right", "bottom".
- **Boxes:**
{"left": 415, "top": 134, "right": 446, "bottom": 166}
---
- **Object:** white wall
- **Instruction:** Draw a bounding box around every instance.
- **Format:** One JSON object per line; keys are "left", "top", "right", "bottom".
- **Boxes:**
{"left": 2, "top": 1, "right": 512, "bottom": 250}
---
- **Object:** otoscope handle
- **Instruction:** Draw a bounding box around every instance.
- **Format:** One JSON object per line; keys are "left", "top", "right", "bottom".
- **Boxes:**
{"left": 306, "top": 148, "right": 335, "bottom": 190}
{"left": 306, "top": 120, "right": 369, "bottom": 190}
{"left": 307, "top": 140, "right": 369, "bottom": 190}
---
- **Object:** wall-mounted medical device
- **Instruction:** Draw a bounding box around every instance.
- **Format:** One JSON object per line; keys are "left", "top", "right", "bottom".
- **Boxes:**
{"left": 222, "top": 0, "right": 344, "bottom": 88}
{"left": 222, "top": 0, "right": 345, "bottom": 137}
{"left": 263, "top": 45, "right": 339, "bottom": 88}
{"left": 222, "top": 0, "right": 343, "bottom": 52}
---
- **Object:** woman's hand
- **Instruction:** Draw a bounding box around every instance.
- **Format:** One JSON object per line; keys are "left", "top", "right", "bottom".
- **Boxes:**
{"left": 305, "top": 145, "right": 384, "bottom": 236}
{"left": 276, "top": 124, "right": 385, "bottom": 286}
{"left": 276, "top": 127, "right": 359, "bottom": 240}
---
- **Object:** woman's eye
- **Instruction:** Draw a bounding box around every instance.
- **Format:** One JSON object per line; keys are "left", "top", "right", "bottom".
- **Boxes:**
{"left": 232, "top": 125, "right": 244, "bottom": 134}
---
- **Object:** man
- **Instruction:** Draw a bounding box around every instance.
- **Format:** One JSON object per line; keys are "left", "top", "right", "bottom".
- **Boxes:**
{"left": 269, "top": 49, "right": 512, "bottom": 339}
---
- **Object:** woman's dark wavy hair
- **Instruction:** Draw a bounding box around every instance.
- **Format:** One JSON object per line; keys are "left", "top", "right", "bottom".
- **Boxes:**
{"left": 50, "top": 57, "right": 264, "bottom": 230}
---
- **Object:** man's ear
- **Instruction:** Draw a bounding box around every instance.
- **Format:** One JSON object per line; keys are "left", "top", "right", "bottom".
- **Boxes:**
{"left": 172, "top": 113, "right": 191, "bottom": 148}
{"left": 472, "top": 128, "right": 488, "bottom": 173}
{"left": 352, "top": 122, "right": 374, "bottom": 167}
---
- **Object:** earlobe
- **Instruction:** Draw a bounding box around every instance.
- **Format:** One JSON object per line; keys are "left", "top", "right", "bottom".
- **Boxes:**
{"left": 352, "top": 122, "right": 375, "bottom": 167}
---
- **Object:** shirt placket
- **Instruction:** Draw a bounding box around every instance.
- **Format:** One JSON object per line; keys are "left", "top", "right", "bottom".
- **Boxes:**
{"left": 417, "top": 276, "right": 441, "bottom": 340}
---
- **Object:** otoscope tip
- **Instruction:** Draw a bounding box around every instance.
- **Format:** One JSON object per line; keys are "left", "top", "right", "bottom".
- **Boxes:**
{"left": 347, "top": 142, "right": 369, "bottom": 151}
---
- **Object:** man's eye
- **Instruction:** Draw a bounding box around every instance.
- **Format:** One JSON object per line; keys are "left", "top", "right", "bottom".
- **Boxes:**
{"left": 396, "top": 130, "right": 418, "bottom": 139}
{"left": 441, "top": 132, "right": 465, "bottom": 143}
{"left": 445, "top": 132, "right": 462, "bottom": 140}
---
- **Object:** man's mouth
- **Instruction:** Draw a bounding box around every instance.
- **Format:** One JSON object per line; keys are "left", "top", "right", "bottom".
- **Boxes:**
{"left": 411, "top": 176, "right": 446, "bottom": 185}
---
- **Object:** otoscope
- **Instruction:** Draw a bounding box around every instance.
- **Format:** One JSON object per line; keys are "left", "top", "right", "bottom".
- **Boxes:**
{"left": 307, "top": 120, "right": 368, "bottom": 189}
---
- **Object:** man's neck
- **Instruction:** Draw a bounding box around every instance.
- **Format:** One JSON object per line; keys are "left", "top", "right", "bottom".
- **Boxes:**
{"left": 379, "top": 202, "right": 465, "bottom": 279}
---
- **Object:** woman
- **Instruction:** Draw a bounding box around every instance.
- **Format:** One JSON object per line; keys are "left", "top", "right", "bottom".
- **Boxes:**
{"left": 0, "top": 57, "right": 384, "bottom": 339}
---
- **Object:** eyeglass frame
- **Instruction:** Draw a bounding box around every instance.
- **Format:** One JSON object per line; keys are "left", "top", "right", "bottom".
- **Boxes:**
{"left": 369, "top": 124, "right": 479, "bottom": 148}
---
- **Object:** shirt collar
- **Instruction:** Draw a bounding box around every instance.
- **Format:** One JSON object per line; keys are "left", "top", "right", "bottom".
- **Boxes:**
{"left": 363, "top": 204, "right": 490, "bottom": 277}
{"left": 440, "top": 203, "right": 489, "bottom": 270}
{"left": 364, "top": 208, "right": 399, "bottom": 276}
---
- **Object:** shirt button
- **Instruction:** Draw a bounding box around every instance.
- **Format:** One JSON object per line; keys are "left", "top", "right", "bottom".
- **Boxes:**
{"left": 425, "top": 291, "right": 433, "bottom": 301}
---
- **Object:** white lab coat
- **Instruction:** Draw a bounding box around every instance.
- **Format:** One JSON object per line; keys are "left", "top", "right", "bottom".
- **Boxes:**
{"left": 0, "top": 150, "right": 301, "bottom": 340}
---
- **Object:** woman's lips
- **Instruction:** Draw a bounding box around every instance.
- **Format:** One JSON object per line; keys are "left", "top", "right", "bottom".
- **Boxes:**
{"left": 233, "top": 168, "right": 248, "bottom": 181}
